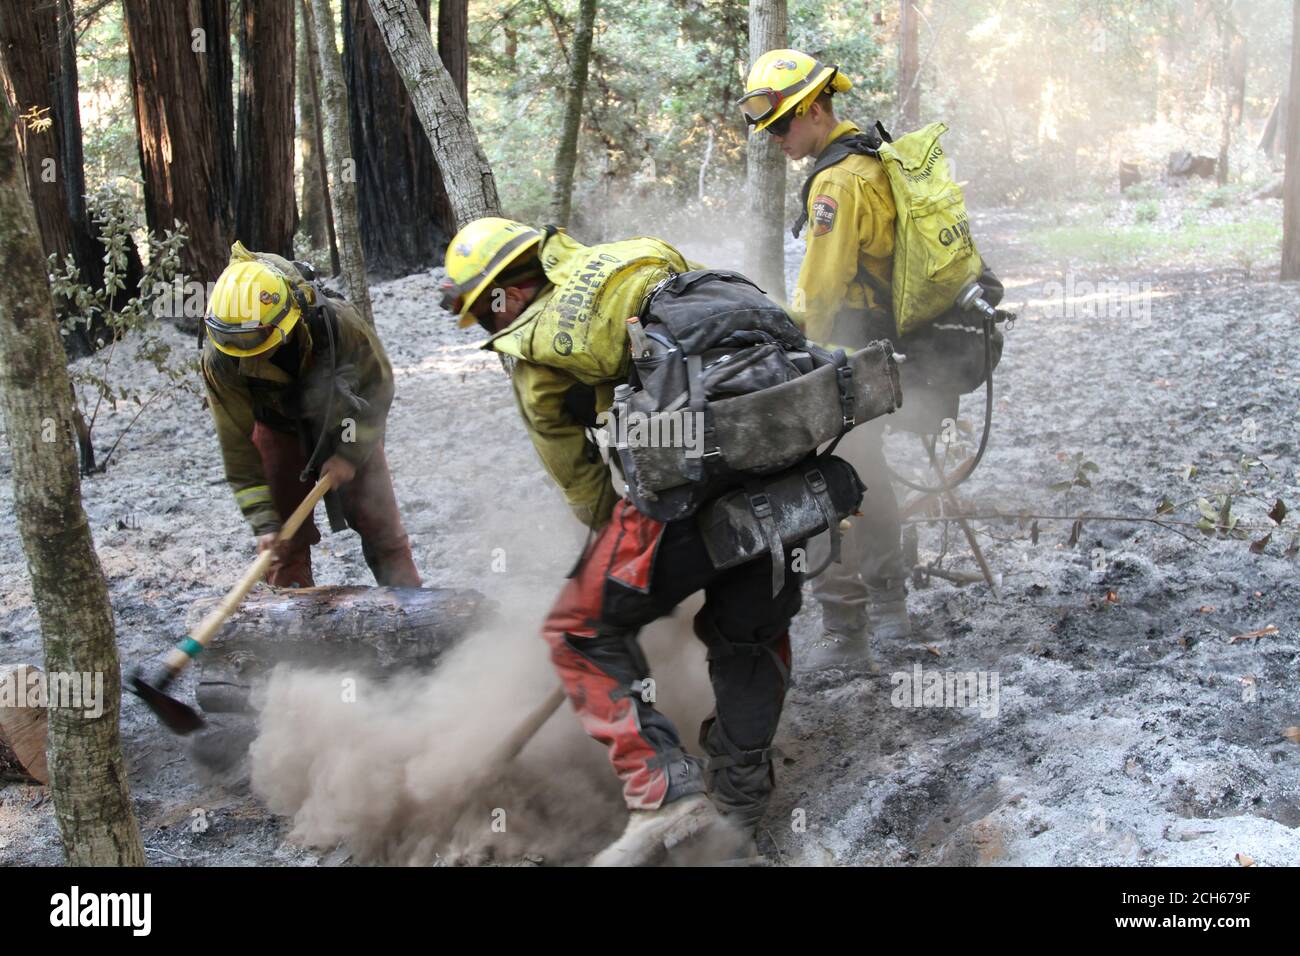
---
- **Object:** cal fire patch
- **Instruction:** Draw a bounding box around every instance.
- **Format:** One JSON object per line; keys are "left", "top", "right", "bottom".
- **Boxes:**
{"left": 812, "top": 195, "right": 838, "bottom": 237}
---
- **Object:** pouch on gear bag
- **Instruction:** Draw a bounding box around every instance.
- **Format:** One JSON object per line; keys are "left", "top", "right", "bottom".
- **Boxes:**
{"left": 696, "top": 453, "right": 866, "bottom": 596}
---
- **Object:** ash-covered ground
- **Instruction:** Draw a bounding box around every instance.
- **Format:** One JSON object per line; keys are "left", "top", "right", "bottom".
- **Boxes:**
{"left": 2, "top": 196, "right": 1298, "bottom": 866}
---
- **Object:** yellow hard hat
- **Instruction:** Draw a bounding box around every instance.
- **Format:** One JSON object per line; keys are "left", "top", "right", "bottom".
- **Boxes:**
{"left": 440, "top": 217, "right": 543, "bottom": 328}
{"left": 738, "top": 49, "right": 852, "bottom": 133}
{"left": 204, "top": 242, "right": 304, "bottom": 357}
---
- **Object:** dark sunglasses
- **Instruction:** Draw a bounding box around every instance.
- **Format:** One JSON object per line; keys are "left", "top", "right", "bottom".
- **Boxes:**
{"left": 765, "top": 111, "right": 795, "bottom": 138}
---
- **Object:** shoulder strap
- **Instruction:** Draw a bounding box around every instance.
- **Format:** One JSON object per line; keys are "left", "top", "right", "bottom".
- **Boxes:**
{"left": 304, "top": 288, "right": 343, "bottom": 356}
{"left": 791, "top": 121, "right": 892, "bottom": 238}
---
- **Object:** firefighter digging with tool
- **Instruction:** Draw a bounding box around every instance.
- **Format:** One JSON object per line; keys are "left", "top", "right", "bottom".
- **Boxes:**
{"left": 201, "top": 243, "right": 421, "bottom": 590}
{"left": 441, "top": 217, "right": 902, "bottom": 864}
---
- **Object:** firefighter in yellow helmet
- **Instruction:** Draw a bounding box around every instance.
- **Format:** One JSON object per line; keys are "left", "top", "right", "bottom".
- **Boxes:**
{"left": 740, "top": 49, "right": 910, "bottom": 670}
{"left": 443, "top": 219, "right": 798, "bottom": 863}
{"left": 202, "top": 242, "right": 419, "bottom": 588}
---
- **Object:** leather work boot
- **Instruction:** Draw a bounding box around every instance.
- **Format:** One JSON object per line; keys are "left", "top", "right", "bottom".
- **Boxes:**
{"left": 803, "top": 628, "right": 879, "bottom": 674}
{"left": 867, "top": 583, "right": 912, "bottom": 642}
{"left": 589, "top": 793, "right": 723, "bottom": 867}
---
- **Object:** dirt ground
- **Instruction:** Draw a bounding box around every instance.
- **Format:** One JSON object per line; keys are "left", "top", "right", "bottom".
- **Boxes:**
{"left": 2, "top": 194, "right": 1298, "bottom": 866}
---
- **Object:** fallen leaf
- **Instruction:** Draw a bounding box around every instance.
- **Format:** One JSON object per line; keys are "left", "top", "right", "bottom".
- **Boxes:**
{"left": 1250, "top": 534, "right": 1271, "bottom": 554}
{"left": 924, "top": 644, "right": 942, "bottom": 657}
{"left": 1228, "top": 625, "right": 1278, "bottom": 644}
{"left": 1106, "top": 590, "right": 1120, "bottom": 603}
{"left": 1068, "top": 519, "right": 1083, "bottom": 547}
{"left": 1030, "top": 520, "right": 1040, "bottom": 545}
{"left": 1281, "top": 727, "right": 1300, "bottom": 744}
{"left": 1198, "top": 605, "right": 1216, "bottom": 613}
{"left": 1268, "top": 499, "right": 1287, "bottom": 524}
{"left": 1235, "top": 853, "right": 1255, "bottom": 867}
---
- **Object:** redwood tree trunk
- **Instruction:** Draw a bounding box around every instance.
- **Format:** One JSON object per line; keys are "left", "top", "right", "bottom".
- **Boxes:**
{"left": 744, "top": 0, "right": 787, "bottom": 299}
{"left": 365, "top": 0, "right": 500, "bottom": 227}
{"left": 0, "top": 0, "right": 116, "bottom": 355}
{"left": 308, "top": 0, "right": 373, "bottom": 323}
{"left": 1284, "top": 0, "right": 1300, "bottom": 279}
{"left": 437, "top": 0, "right": 468, "bottom": 103}
{"left": 0, "top": 92, "right": 145, "bottom": 867}
{"left": 549, "top": 0, "right": 596, "bottom": 227}
{"left": 344, "top": 0, "right": 450, "bottom": 277}
{"left": 123, "top": 0, "right": 236, "bottom": 288}
{"left": 236, "top": 0, "right": 297, "bottom": 257}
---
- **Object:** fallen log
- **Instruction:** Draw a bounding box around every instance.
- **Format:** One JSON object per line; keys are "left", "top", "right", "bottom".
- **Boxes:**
{"left": 0, "top": 664, "right": 49, "bottom": 785}
{"left": 186, "top": 585, "right": 488, "bottom": 715}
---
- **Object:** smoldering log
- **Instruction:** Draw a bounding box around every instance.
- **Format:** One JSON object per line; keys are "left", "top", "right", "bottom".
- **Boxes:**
{"left": 0, "top": 664, "right": 50, "bottom": 785}
{"left": 187, "top": 585, "right": 488, "bottom": 715}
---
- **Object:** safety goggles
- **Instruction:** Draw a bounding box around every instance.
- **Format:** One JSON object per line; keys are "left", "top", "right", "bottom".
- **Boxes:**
{"left": 738, "top": 62, "right": 837, "bottom": 132}
{"left": 203, "top": 316, "right": 284, "bottom": 353}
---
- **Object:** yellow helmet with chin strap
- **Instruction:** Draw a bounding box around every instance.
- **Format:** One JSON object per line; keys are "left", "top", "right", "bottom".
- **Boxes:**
{"left": 739, "top": 49, "right": 852, "bottom": 133}
{"left": 441, "top": 217, "right": 544, "bottom": 328}
{"left": 204, "top": 242, "right": 306, "bottom": 358}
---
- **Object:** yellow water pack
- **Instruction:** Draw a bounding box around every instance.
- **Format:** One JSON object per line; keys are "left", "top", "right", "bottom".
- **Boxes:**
{"left": 876, "top": 123, "right": 983, "bottom": 337}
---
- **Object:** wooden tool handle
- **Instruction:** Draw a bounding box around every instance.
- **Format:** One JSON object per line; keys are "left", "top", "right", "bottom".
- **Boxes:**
{"left": 186, "top": 475, "right": 335, "bottom": 653}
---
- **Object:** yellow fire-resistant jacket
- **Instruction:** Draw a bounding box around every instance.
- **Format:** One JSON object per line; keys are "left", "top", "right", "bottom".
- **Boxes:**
{"left": 201, "top": 286, "right": 395, "bottom": 535}
{"left": 483, "top": 230, "right": 690, "bottom": 528}
{"left": 792, "top": 119, "right": 897, "bottom": 347}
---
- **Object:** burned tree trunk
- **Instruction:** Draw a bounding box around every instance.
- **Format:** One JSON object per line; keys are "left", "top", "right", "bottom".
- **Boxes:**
{"left": 0, "top": 0, "right": 115, "bottom": 357}
{"left": 0, "top": 93, "right": 144, "bottom": 864}
{"left": 365, "top": 0, "right": 500, "bottom": 227}
{"left": 236, "top": 0, "right": 298, "bottom": 258}
{"left": 549, "top": 0, "right": 597, "bottom": 227}
{"left": 1283, "top": 0, "right": 1300, "bottom": 280}
{"left": 0, "top": 665, "right": 49, "bottom": 785}
{"left": 744, "top": 0, "right": 788, "bottom": 299}
{"left": 189, "top": 585, "right": 488, "bottom": 715}
{"left": 307, "top": 0, "right": 373, "bottom": 323}
{"left": 343, "top": 0, "right": 450, "bottom": 277}
{"left": 123, "top": 0, "right": 236, "bottom": 288}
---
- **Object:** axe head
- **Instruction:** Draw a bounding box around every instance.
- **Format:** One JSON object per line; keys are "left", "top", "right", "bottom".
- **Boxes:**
{"left": 128, "top": 660, "right": 206, "bottom": 735}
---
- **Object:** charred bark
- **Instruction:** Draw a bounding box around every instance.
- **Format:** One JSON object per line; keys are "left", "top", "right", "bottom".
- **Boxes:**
{"left": 343, "top": 0, "right": 450, "bottom": 277}
{"left": 123, "top": 0, "right": 236, "bottom": 288}
{"left": 236, "top": 0, "right": 298, "bottom": 258}
{"left": 189, "top": 585, "right": 488, "bottom": 714}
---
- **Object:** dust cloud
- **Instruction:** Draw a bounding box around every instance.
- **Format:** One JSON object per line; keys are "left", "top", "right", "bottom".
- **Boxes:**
{"left": 248, "top": 491, "right": 720, "bottom": 866}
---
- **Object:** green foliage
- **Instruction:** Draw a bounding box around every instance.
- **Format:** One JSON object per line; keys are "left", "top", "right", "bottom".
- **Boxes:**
{"left": 48, "top": 186, "right": 198, "bottom": 469}
{"left": 470, "top": 0, "right": 886, "bottom": 231}
{"left": 1134, "top": 199, "right": 1159, "bottom": 223}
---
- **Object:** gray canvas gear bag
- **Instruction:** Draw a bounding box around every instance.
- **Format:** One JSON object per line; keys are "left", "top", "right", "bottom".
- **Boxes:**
{"left": 607, "top": 269, "right": 900, "bottom": 591}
